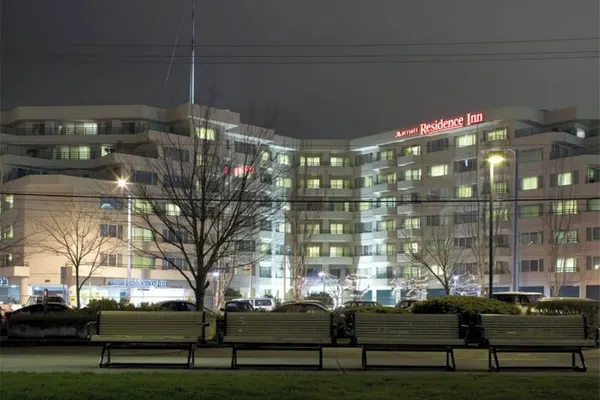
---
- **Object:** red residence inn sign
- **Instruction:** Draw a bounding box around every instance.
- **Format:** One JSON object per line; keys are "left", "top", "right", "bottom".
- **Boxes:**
{"left": 396, "top": 112, "right": 484, "bottom": 139}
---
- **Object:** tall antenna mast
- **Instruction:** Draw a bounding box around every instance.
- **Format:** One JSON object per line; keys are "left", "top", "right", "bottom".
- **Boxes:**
{"left": 189, "top": 0, "right": 196, "bottom": 105}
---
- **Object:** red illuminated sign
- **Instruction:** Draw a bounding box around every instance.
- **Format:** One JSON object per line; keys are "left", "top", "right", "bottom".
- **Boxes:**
{"left": 224, "top": 165, "right": 256, "bottom": 176}
{"left": 396, "top": 112, "right": 484, "bottom": 139}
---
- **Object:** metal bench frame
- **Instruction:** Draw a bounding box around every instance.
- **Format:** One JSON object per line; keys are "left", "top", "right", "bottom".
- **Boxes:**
{"left": 223, "top": 313, "right": 334, "bottom": 370}
{"left": 482, "top": 315, "right": 592, "bottom": 372}
{"left": 92, "top": 311, "right": 208, "bottom": 369}
{"left": 352, "top": 313, "right": 467, "bottom": 371}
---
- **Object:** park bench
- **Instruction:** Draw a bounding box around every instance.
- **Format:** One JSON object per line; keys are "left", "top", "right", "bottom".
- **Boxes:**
{"left": 481, "top": 314, "right": 596, "bottom": 372}
{"left": 90, "top": 311, "right": 208, "bottom": 369}
{"left": 222, "top": 312, "right": 334, "bottom": 369}
{"left": 353, "top": 313, "right": 466, "bottom": 370}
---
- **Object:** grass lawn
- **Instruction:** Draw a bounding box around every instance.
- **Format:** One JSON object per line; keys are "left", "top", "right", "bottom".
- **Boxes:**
{"left": 1, "top": 372, "right": 597, "bottom": 400}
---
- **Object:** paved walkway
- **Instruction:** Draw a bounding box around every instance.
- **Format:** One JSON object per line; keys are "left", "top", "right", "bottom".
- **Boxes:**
{"left": 1, "top": 346, "right": 598, "bottom": 375}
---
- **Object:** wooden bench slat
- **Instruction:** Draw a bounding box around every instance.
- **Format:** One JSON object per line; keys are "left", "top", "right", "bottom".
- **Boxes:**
{"left": 90, "top": 336, "right": 200, "bottom": 343}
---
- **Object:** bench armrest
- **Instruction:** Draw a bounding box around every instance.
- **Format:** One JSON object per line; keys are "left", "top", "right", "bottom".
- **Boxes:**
{"left": 86, "top": 321, "right": 98, "bottom": 339}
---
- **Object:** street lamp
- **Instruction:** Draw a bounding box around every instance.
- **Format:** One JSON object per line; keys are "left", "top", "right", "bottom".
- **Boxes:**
{"left": 506, "top": 149, "right": 520, "bottom": 292}
{"left": 117, "top": 178, "right": 133, "bottom": 301}
{"left": 487, "top": 154, "right": 505, "bottom": 298}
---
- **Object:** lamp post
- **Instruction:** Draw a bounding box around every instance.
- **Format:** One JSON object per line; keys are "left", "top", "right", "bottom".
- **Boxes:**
{"left": 212, "top": 271, "right": 219, "bottom": 309}
{"left": 117, "top": 178, "right": 132, "bottom": 301}
{"left": 506, "top": 149, "right": 520, "bottom": 292}
{"left": 487, "top": 155, "right": 505, "bottom": 298}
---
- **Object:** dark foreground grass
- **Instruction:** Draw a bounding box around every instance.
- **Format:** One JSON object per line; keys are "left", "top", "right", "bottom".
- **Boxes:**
{"left": 0, "top": 372, "right": 597, "bottom": 400}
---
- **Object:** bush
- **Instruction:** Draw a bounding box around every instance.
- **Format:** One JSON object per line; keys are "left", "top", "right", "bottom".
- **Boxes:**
{"left": 411, "top": 296, "right": 521, "bottom": 315}
{"left": 6, "top": 311, "right": 96, "bottom": 325}
{"left": 85, "top": 299, "right": 120, "bottom": 312}
{"left": 350, "top": 306, "right": 410, "bottom": 314}
{"left": 534, "top": 298, "right": 599, "bottom": 329}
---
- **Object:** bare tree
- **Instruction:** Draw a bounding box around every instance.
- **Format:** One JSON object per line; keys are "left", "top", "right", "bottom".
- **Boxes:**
{"left": 285, "top": 150, "right": 325, "bottom": 301}
{"left": 544, "top": 169, "right": 577, "bottom": 297}
{"left": 210, "top": 266, "right": 235, "bottom": 311}
{"left": 128, "top": 104, "right": 278, "bottom": 308}
{"left": 400, "top": 219, "right": 467, "bottom": 295}
{"left": 320, "top": 273, "right": 345, "bottom": 308}
{"left": 343, "top": 273, "right": 370, "bottom": 301}
{"left": 391, "top": 276, "right": 428, "bottom": 301}
{"left": 36, "top": 202, "right": 119, "bottom": 309}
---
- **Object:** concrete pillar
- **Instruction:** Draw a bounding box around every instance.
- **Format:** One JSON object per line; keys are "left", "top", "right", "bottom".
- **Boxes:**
{"left": 19, "top": 277, "right": 29, "bottom": 305}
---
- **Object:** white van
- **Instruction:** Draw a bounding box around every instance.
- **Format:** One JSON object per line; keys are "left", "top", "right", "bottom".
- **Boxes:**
{"left": 232, "top": 298, "right": 276, "bottom": 311}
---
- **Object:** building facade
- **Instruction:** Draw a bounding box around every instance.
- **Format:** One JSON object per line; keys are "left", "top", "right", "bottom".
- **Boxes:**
{"left": 0, "top": 104, "right": 599, "bottom": 305}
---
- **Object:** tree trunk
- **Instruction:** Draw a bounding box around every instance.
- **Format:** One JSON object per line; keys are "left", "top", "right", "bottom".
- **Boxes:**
{"left": 194, "top": 284, "right": 206, "bottom": 310}
{"left": 75, "top": 270, "right": 81, "bottom": 309}
{"left": 443, "top": 284, "right": 451, "bottom": 295}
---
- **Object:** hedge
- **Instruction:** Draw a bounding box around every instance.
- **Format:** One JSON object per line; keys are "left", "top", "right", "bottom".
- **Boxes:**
{"left": 350, "top": 306, "right": 410, "bottom": 314}
{"left": 411, "top": 296, "right": 521, "bottom": 315}
{"left": 534, "top": 298, "right": 599, "bottom": 329}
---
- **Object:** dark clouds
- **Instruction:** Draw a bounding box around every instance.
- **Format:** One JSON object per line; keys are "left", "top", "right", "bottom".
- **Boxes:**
{"left": 1, "top": 0, "right": 599, "bottom": 138}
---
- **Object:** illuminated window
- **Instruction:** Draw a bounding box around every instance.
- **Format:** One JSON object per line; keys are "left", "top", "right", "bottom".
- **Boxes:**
{"left": 455, "top": 185, "right": 473, "bottom": 198}
{"left": 377, "top": 173, "right": 396, "bottom": 184}
{"left": 306, "top": 178, "right": 320, "bottom": 189}
{"left": 554, "top": 230, "right": 579, "bottom": 244}
{"left": 485, "top": 128, "right": 507, "bottom": 141}
{"left": 4, "top": 195, "right": 14, "bottom": 209}
{"left": 330, "top": 246, "right": 345, "bottom": 257}
{"left": 556, "top": 258, "right": 577, "bottom": 272}
{"left": 330, "top": 179, "right": 344, "bottom": 189}
{"left": 521, "top": 176, "right": 539, "bottom": 190}
{"left": 58, "top": 146, "right": 91, "bottom": 160}
{"left": 330, "top": 156, "right": 349, "bottom": 167}
{"left": 359, "top": 201, "right": 372, "bottom": 211}
{"left": 456, "top": 133, "right": 476, "bottom": 147}
{"left": 363, "top": 176, "right": 373, "bottom": 187}
{"left": 330, "top": 223, "right": 344, "bottom": 234}
{"left": 553, "top": 200, "right": 578, "bottom": 215}
{"left": 306, "top": 245, "right": 321, "bottom": 257}
{"left": 165, "top": 203, "right": 181, "bottom": 216}
{"left": 379, "top": 197, "right": 396, "bottom": 208}
{"left": 403, "top": 242, "right": 419, "bottom": 254}
{"left": 403, "top": 145, "right": 420, "bottom": 156}
{"left": 196, "top": 127, "right": 216, "bottom": 140}
{"left": 277, "top": 154, "right": 290, "bottom": 165}
{"left": 378, "top": 219, "right": 396, "bottom": 231}
{"left": 428, "top": 164, "right": 448, "bottom": 177}
{"left": 132, "top": 255, "right": 155, "bottom": 268}
{"left": 380, "top": 149, "right": 395, "bottom": 160}
{"left": 558, "top": 172, "right": 572, "bottom": 186}
{"left": 133, "top": 199, "right": 152, "bottom": 213}
{"left": 1, "top": 225, "right": 14, "bottom": 240}
{"left": 493, "top": 181, "right": 508, "bottom": 194}
{"left": 133, "top": 227, "right": 154, "bottom": 241}
{"left": 277, "top": 222, "right": 291, "bottom": 233}
{"left": 405, "top": 168, "right": 421, "bottom": 180}
{"left": 276, "top": 177, "right": 292, "bottom": 188}
{"left": 300, "top": 156, "right": 320, "bottom": 166}
{"left": 404, "top": 217, "right": 420, "bottom": 229}
{"left": 486, "top": 208, "right": 509, "bottom": 220}
{"left": 303, "top": 224, "right": 320, "bottom": 234}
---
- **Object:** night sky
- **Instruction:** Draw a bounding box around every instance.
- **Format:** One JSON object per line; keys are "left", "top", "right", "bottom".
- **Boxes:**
{"left": 1, "top": 0, "right": 599, "bottom": 138}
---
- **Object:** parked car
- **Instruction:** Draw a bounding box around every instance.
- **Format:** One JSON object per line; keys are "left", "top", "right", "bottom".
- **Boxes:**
{"left": 274, "top": 301, "right": 345, "bottom": 337}
{"left": 492, "top": 291, "right": 545, "bottom": 313}
{"left": 339, "top": 301, "right": 382, "bottom": 309}
{"left": 395, "top": 299, "right": 422, "bottom": 310}
{"left": 154, "top": 300, "right": 221, "bottom": 341}
{"left": 223, "top": 300, "right": 255, "bottom": 312}
{"left": 2, "top": 302, "right": 71, "bottom": 323}
{"left": 231, "top": 298, "right": 276, "bottom": 311}
{"left": 26, "top": 295, "right": 66, "bottom": 306}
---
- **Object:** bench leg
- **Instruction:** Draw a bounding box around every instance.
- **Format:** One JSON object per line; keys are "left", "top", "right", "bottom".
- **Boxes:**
{"left": 186, "top": 344, "right": 195, "bottom": 369}
{"left": 488, "top": 348, "right": 500, "bottom": 372}
{"left": 574, "top": 349, "right": 587, "bottom": 372}
{"left": 361, "top": 347, "right": 367, "bottom": 370}
{"left": 318, "top": 347, "right": 323, "bottom": 370}
{"left": 445, "top": 348, "right": 456, "bottom": 371}
{"left": 231, "top": 345, "right": 238, "bottom": 370}
{"left": 99, "top": 344, "right": 107, "bottom": 368}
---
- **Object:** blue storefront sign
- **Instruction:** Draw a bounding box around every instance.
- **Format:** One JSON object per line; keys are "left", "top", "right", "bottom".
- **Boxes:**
{"left": 0, "top": 277, "right": 8, "bottom": 286}
{"left": 107, "top": 279, "right": 168, "bottom": 288}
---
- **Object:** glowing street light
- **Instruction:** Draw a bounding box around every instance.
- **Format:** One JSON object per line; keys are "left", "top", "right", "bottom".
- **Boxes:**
{"left": 487, "top": 154, "right": 505, "bottom": 298}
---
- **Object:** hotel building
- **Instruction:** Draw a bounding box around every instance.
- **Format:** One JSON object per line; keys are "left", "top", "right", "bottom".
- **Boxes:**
{"left": 0, "top": 104, "right": 598, "bottom": 305}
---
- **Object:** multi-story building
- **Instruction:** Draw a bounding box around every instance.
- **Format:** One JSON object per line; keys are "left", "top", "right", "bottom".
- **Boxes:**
{"left": 0, "top": 104, "right": 598, "bottom": 305}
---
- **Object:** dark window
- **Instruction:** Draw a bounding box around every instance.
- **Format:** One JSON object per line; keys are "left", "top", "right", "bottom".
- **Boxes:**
{"left": 426, "top": 138, "right": 449, "bottom": 153}
{"left": 453, "top": 158, "right": 477, "bottom": 173}
{"left": 132, "top": 170, "right": 157, "bottom": 185}
{"left": 100, "top": 224, "right": 122, "bottom": 238}
{"left": 99, "top": 197, "right": 121, "bottom": 210}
